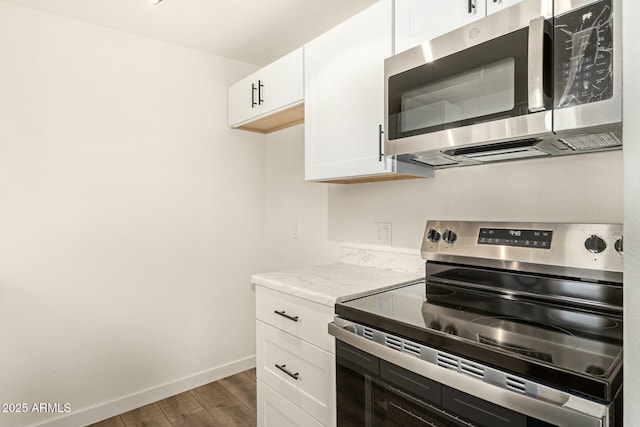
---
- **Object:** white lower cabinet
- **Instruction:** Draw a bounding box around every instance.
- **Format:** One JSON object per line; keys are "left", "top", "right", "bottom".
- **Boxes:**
{"left": 256, "top": 285, "right": 335, "bottom": 353}
{"left": 257, "top": 321, "right": 335, "bottom": 425}
{"left": 255, "top": 286, "right": 336, "bottom": 426}
{"left": 257, "top": 381, "right": 324, "bottom": 427}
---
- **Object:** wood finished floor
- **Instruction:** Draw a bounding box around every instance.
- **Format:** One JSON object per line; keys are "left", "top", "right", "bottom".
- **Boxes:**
{"left": 87, "top": 368, "right": 257, "bottom": 427}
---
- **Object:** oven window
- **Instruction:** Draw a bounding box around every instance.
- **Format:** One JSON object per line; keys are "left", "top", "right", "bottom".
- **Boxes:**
{"left": 337, "top": 363, "right": 457, "bottom": 427}
{"left": 399, "top": 58, "right": 515, "bottom": 133}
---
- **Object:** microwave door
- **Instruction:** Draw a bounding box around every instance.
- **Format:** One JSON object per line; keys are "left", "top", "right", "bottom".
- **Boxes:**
{"left": 385, "top": 0, "right": 554, "bottom": 158}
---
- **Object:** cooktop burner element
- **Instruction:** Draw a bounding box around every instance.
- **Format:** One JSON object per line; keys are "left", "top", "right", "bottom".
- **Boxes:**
{"left": 335, "top": 220, "right": 623, "bottom": 402}
{"left": 468, "top": 316, "right": 581, "bottom": 351}
{"left": 547, "top": 310, "right": 619, "bottom": 330}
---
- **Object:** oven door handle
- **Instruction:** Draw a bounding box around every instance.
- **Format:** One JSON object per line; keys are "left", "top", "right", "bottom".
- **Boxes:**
{"left": 528, "top": 16, "right": 547, "bottom": 112}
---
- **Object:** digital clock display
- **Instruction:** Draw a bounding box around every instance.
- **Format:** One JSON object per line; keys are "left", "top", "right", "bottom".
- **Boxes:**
{"left": 477, "top": 228, "right": 553, "bottom": 249}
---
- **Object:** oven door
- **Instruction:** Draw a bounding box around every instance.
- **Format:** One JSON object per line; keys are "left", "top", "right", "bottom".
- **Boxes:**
{"left": 385, "top": 0, "right": 553, "bottom": 160}
{"left": 337, "top": 340, "right": 537, "bottom": 427}
{"left": 331, "top": 322, "right": 614, "bottom": 427}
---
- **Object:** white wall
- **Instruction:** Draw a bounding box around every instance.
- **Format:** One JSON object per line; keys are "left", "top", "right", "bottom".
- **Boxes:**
{"left": 623, "top": 0, "right": 640, "bottom": 423}
{"left": 329, "top": 151, "right": 623, "bottom": 249}
{"left": 0, "top": 4, "right": 265, "bottom": 426}
{"left": 264, "top": 124, "right": 341, "bottom": 271}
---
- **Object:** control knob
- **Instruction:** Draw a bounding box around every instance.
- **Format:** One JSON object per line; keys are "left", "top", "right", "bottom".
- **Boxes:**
{"left": 442, "top": 229, "right": 457, "bottom": 244}
{"left": 442, "top": 325, "right": 458, "bottom": 336}
{"left": 614, "top": 237, "right": 623, "bottom": 255}
{"left": 426, "top": 228, "right": 441, "bottom": 242}
{"left": 584, "top": 235, "right": 607, "bottom": 254}
{"left": 586, "top": 364, "right": 605, "bottom": 376}
{"left": 429, "top": 320, "right": 442, "bottom": 331}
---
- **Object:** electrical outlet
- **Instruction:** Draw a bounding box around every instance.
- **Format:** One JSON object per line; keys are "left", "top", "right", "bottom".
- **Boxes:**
{"left": 374, "top": 222, "right": 392, "bottom": 246}
{"left": 291, "top": 220, "right": 301, "bottom": 240}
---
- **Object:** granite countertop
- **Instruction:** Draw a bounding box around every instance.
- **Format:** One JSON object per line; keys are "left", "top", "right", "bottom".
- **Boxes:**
{"left": 252, "top": 262, "right": 424, "bottom": 307}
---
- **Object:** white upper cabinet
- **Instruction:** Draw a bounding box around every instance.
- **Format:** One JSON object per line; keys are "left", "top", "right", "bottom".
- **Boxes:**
{"left": 228, "top": 47, "right": 304, "bottom": 133}
{"left": 304, "top": 0, "right": 392, "bottom": 181}
{"left": 394, "top": 0, "right": 522, "bottom": 54}
{"left": 305, "top": 0, "right": 432, "bottom": 182}
{"left": 486, "top": 0, "right": 523, "bottom": 16}
{"left": 395, "top": 0, "right": 482, "bottom": 53}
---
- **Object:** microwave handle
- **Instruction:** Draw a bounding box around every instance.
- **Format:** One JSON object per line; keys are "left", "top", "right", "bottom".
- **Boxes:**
{"left": 378, "top": 124, "right": 384, "bottom": 162}
{"left": 528, "top": 16, "right": 546, "bottom": 112}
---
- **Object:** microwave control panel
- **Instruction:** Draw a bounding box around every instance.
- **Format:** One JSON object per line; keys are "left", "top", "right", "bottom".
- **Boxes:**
{"left": 554, "top": 0, "right": 613, "bottom": 108}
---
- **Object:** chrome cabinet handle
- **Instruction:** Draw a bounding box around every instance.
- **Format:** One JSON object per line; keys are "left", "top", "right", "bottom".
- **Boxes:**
{"left": 275, "top": 363, "right": 299, "bottom": 380}
{"left": 378, "top": 124, "right": 384, "bottom": 162}
{"left": 527, "top": 16, "right": 547, "bottom": 112}
{"left": 468, "top": 0, "right": 476, "bottom": 13}
{"left": 274, "top": 310, "right": 299, "bottom": 322}
{"left": 258, "top": 80, "right": 264, "bottom": 105}
{"left": 251, "top": 83, "right": 257, "bottom": 108}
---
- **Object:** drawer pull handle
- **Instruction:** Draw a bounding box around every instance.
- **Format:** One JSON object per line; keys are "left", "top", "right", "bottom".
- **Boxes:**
{"left": 274, "top": 310, "right": 299, "bottom": 322}
{"left": 275, "top": 363, "right": 299, "bottom": 380}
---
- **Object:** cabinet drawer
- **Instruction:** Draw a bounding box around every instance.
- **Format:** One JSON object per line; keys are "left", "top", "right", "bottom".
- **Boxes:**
{"left": 257, "top": 380, "right": 324, "bottom": 427}
{"left": 257, "top": 321, "right": 335, "bottom": 426}
{"left": 256, "top": 285, "right": 335, "bottom": 353}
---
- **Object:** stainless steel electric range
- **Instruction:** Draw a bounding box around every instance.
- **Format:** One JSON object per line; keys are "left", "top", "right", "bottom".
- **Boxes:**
{"left": 329, "top": 221, "right": 623, "bottom": 427}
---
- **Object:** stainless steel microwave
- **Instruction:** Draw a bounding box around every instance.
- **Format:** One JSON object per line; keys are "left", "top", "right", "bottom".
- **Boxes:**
{"left": 385, "top": 0, "right": 621, "bottom": 168}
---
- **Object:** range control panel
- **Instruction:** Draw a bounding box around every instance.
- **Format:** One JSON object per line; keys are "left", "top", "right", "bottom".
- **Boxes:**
{"left": 477, "top": 228, "right": 553, "bottom": 249}
{"left": 421, "top": 221, "right": 623, "bottom": 276}
{"left": 554, "top": 0, "right": 613, "bottom": 108}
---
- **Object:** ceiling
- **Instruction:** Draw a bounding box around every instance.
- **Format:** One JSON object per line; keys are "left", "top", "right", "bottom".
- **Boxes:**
{"left": 0, "top": 0, "right": 377, "bottom": 66}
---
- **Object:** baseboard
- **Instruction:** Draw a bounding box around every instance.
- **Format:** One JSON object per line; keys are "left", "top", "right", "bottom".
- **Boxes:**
{"left": 30, "top": 355, "right": 256, "bottom": 427}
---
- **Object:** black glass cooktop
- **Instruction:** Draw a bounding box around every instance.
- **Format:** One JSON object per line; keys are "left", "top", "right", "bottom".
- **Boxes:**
{"left": 335, "top": 281, "right": 623, "bottom": 401}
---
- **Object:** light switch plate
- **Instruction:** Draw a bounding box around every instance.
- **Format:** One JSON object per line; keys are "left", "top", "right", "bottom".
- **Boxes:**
{"left": 291, "top": 219, "right": 301, "bottom": 240}
{"left": 374, "top": 222, "right": 392, "bottom": 246}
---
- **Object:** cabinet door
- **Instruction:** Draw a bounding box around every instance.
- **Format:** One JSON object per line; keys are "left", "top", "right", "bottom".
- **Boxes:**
{"left": 260, "top": 47, "right": 304, "bottom": 116}
{"left": 256, "top": 321, "right": 335, "bottom": 426}
{"left": 395, "top": 0, "right": 486, "bottom": 54}
{"left": 486, "top": 0, "right": 523, "bottom": 16}
{"left": 304, "top": 0, "right": 394, "bottom": 181}
{"left": 257, "top": 381, "right": 324, "bottom": 427}
{"left": 464, "top": 0, "right": 487, "bottom": 25}
{"left": 228, "top": 71, "right": 261, "bottom": 127}
{"left": 228, "top": 48, "right": 303, "bottom": 129}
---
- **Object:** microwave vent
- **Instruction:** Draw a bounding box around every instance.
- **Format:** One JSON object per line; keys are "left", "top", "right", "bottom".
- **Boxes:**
{"left": 558, "top": 133, "right": 622, "bottom": 151}
{"left": 413, "top": 156, "right": 459, "bottom": 167}
{"left": 464, "top": 147, "right": 548, "bottom": 162}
